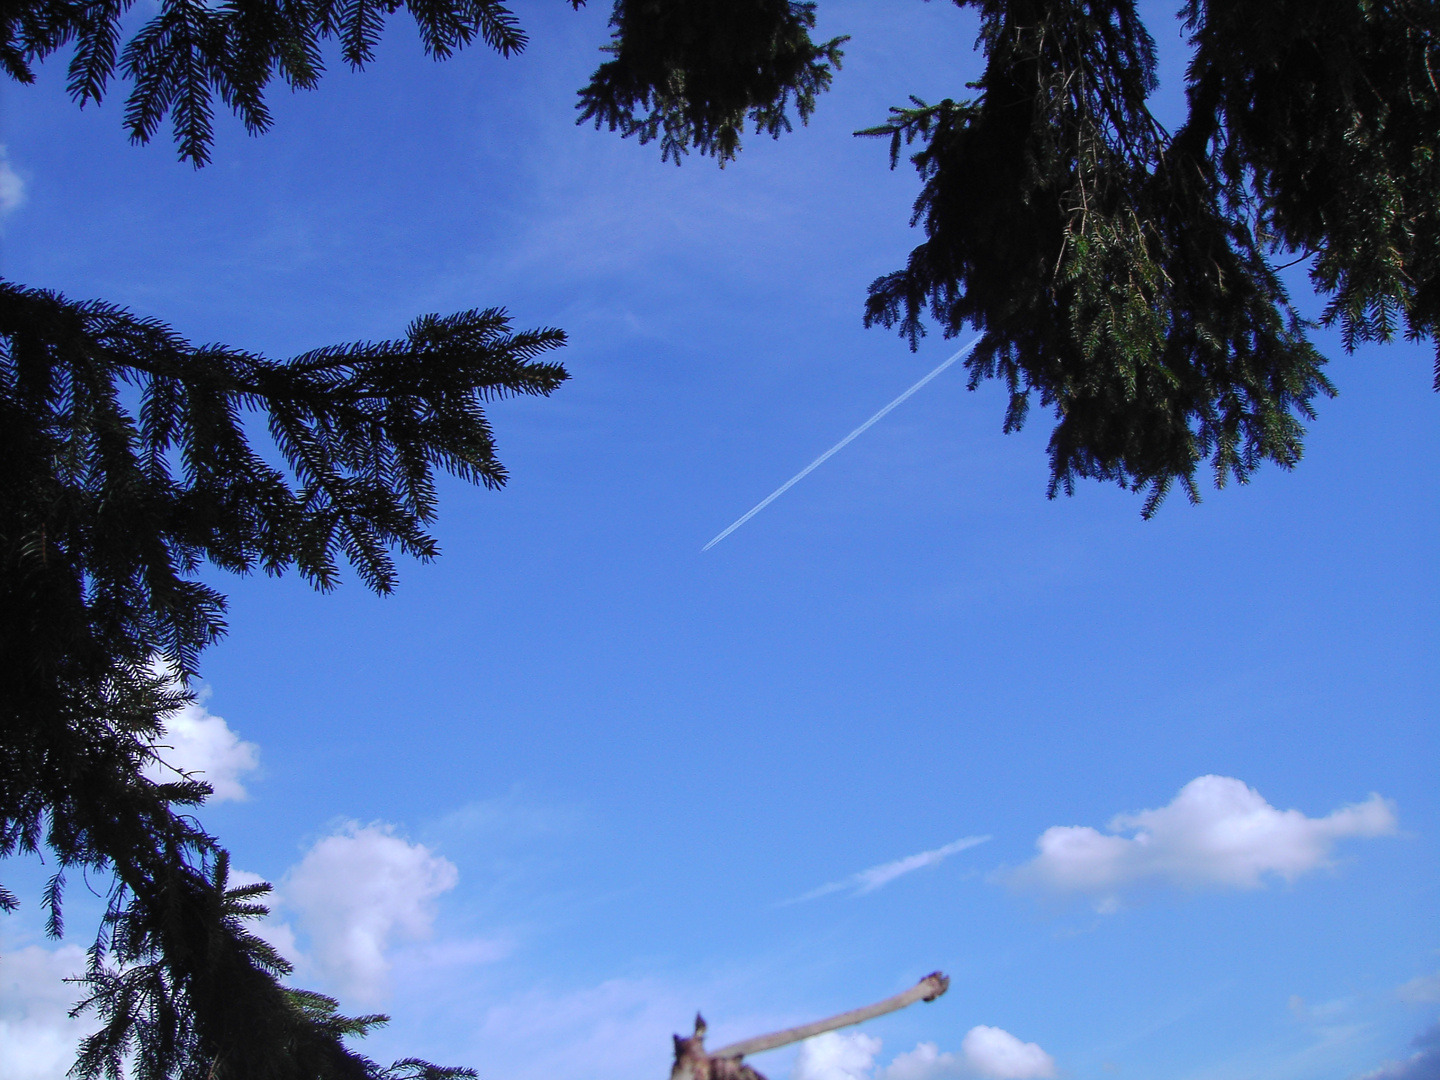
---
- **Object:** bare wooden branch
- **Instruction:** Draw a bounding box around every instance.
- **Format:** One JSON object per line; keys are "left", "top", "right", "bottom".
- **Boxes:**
{"left": 713, "top": 972, "right": 951, "bottom": 1059}
{"left": 668, "top": 972, "right": 950, "bottom": 1080}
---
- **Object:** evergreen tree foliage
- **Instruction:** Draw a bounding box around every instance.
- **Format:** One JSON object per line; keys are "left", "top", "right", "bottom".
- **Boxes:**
{"left": 576, "top": 1, "right": 847, "bottom": 164}
{"left": 576, "top": 0, "right": 1439, "bottom": 510}
{"left": 858, "top": 0, "right": 1435, "bottom": 511}
{"left": 5, "top": 1, "right": 1438, "bottom": 1075}
{"left": 0, "top": 0, "right": 536, "bottom": 164}
{"left": 4, "top": 1, "right": 1435, "bottom": 504}
{"left": 0, "top": 280, "right": 565, "bottom": 1077}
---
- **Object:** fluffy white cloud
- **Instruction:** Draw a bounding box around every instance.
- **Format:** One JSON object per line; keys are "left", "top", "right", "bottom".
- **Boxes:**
{"left": 794, "top": 1031, "right": 883, "bottom": 1080}
{"left": 0, "top": 944, "right": 89, "bottom": 1080}
{"left": 1007, "top": 775, "right": 1396, "bottom": 908}
{"left": 0, "top": 145, "right": 24, "bottom": 215}
{"left": 884, "top": 1040, "right": 960, "bottom": 1080}
{"left": 282, "top": 822, "right": 458, "bottom": 1005}
{"left": 958, "top": 1028, "right": 1056, "bottom": 1080}
{"left": 144, "top": 689, "right": 259, "bottom": 802}
{"left": 791, "top": 1028, "right": 1055, "bottom": 1080}
{"left": 882, "top": 1030, "right": 1055, "bottom": 1080}
{"left": 1361, "top": 1020, "right": 1440, "bottom": 1080}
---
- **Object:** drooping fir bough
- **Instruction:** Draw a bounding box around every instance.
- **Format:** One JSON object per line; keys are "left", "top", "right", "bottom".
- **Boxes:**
{"left": 2, "top": 2, "right": 1434, "bottom": 501}
{"left": 1, "top": 281, "right": 566, "bottom": 1078}
{"left": 860, "top": 0, "right": 1438, "bottom": 512}
{"left": 2, "top": 1, "right": 1437, "bottom": 1077}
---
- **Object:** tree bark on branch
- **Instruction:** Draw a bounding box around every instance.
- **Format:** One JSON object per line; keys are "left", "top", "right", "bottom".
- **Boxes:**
{"left": 669, "top": 972, "right": 950, "bottom": 1080}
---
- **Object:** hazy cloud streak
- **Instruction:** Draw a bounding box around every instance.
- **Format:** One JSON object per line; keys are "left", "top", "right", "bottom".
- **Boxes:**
{"left": 1361, "top": 1020, "right": 1440, "bottom": 1080}
{"left": 786, "top": 835, "right": 991, "bottom": 904}
{"left": 0, "top": 145, "right": 24, "bottom": 215}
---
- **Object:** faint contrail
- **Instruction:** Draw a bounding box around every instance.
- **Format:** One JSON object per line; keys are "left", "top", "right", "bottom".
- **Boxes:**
{"left": 703, "top": 334, "right": 983, "bottom": 552}
{"left": 779, "top": 834, "right": 992, "bottom": 905}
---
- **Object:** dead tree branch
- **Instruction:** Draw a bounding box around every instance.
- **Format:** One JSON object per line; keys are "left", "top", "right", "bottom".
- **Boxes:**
{"left": 669, "top": 972, "right": 950, "bottom": 1080}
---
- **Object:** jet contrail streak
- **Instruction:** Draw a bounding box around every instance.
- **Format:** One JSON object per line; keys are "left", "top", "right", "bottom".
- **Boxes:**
{"left": 703, "top": 334, "right": 983, "bottom": 552}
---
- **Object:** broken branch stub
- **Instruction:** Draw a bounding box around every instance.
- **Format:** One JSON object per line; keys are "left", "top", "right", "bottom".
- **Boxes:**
{"left": 669, "top": 972, "right": 950, "bottom": 1080}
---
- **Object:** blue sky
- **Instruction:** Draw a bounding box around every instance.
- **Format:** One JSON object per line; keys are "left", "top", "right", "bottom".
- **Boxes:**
{"left": 2, "top": 3, "right": 1437, "bottom": 1080}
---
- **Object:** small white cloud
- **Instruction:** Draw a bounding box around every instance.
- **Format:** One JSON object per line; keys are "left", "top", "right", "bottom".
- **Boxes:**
{"left": 1360, "top": 1020, "right": 1440, "bottom": 1080}
{"left": 1006, "top": 776, "right": 1396, "bottom": 908}
{"left": 881, "top": 1030, "right": 1056, "bottom": 1080}
{"left": 1398, "top": 973, "right": 1440, "bottom": 1005}
{"left": 794, "top": 1031, "right": 883, "bottom": 1080}
{"left": 959, "top": 1027, "right": 1057, "bottom": 1080}
{"left": 144, "top": 685, "right": 259, "bottom": 802}
{"left": 788, "top": 836, "right": 991, "bottom": 903}
{"left": 885, "top": 1040, "right": 961, "bottom": 1080}
{"left": 282, "top": 822, "right": 458, "bottom": 1005}
{"left": 0, "top": 146, "right": 24, "bottom": 216}
{"left": 0, "top": 944, "right": 88, "bottom": 1080}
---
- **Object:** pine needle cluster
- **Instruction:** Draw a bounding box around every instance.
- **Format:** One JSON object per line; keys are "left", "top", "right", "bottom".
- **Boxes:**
{"left": 0, "top": 0, "right": 531, "bottom": 163}
{"left": 576, "top": 0, "right": 847, "bottom": 164}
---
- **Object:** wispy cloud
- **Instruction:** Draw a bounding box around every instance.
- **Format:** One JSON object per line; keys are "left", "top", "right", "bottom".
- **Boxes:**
{"left": 429, "top": 788, "right": 583, "bottom": 845}
{"left": 1398, "top": 972, "right": 1440, "bottom": 1005}
{"left": 1360, "top": 1019, "right": 1440, "bottom": 1080}
{"left": 472, "top": 976, "right": 700, "bottom": 1080}
{"left": 785, "top": 835, "right": 990, "bottom": 904}
{"left": 0, "top": 145, "right": 24, "bottom": 216}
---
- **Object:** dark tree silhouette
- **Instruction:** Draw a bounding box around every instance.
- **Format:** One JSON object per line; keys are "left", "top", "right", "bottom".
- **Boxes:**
{"left": 3, "top": 2, "right": 1437, "bottom": 1076}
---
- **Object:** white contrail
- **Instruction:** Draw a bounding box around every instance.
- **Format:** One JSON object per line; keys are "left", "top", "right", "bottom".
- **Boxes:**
{"left": 703, "top": 334, "right": 983, "bottom": 552}
{"left": 779, "top": 834, "right": 992, "bottom": 905}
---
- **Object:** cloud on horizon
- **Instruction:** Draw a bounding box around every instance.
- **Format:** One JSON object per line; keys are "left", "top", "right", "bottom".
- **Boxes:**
{"left": 792, "top": 1028, "right": 1056, "bottom": 1080}
{"left": 786, "top": 836, "right": 991, "bottom": 903}
{"left": 886, "top": 1029, "right": 1057, "bottom": 1080}
{"left": 1003, "top": 775, "right": 1396, "bottom": 911}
